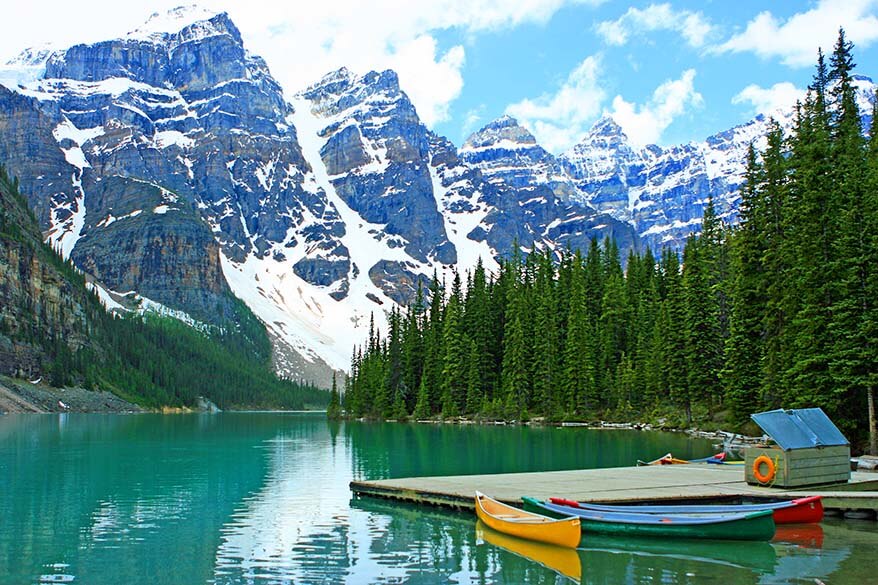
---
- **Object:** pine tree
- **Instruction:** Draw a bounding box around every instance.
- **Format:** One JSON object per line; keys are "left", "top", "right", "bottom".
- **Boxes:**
{"left": 465, "top": 338, "right": 483, "bottom": 414}
{"left": 419, "top": 274, "right": 444, "bottom": 415}
{"left": 723, "top": 146, "right": 767, "bottom": 420}
{"left": 401, "top": 284, "right": 425, "bottom": 412}
{"left": 783, "top": 76, "right": 833, "bottom": 408}
{"left": 759, "top": 120, "right": 789, "bottom": 406}
{"left": 500, "top": 253, "right": 531, "bottom": 419}
{"left": 864, "top": 94, "right": 878, "bottom": 454}
{"left": 440, "top": 276, "right": 468, "bottom": 416}
{"left": 599, "top": 270, "right": 628, "bottom": 408}
{"left": 827, "top": 28, "right": 870, "bottom": 429}
{"left": 531, "top": 250, "right": 559, "bottom": 415}
{"left": 463, "top": 258, "right": 496, "bottom": 404}
{"left": 327, "top": 373, "right": 341, "bottom": 420}
{"left": 559, "top": 251, "right": 593, "bottom": 416}
{"left": 683, "top": 235, "right": 721, "bottom": 412}
{"left": 661, "top": 249, "right": 689, "bottom": 421}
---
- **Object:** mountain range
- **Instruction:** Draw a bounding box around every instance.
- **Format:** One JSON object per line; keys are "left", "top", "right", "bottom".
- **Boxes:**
{"left": 0, "top": 6, "right": 875, "bottom": 385}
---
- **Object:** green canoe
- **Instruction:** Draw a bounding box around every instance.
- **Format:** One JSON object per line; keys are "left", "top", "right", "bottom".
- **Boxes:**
{"left": 521, "top": 497, "right": 776, "bottom": 541}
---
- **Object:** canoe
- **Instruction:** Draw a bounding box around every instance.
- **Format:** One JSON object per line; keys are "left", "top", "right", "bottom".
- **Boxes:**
{"left": 637, "top": 452, "right": 744, "bottom": 466}
{"left": 548, "top": 495, "right": 824, "bottom": 524}
{"left": 637, "top": 453, "right": 690, "bottom": 466}
{"left": 475, "top": 492, "right": 581, "bottom": 549}
{"left": 476, "top": 520, "right": 582, "bottom": 582}
{"left": 522, "top": 497, "right": 776, "bottom": 541}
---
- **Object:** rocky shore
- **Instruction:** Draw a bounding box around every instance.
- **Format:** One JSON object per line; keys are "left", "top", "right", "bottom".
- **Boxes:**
{"left": 0, "top": 376, "right": 144, "bottom": 414}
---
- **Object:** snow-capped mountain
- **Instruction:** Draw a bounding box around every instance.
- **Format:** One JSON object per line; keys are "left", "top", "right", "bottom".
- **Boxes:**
{"left": 562, "top": 77, "right": 876, "bottom": 251}
{"left": 0, "top": 7, "right": 632, "bottom": 384}
{"left": 459, "top": 115, "right": 637, "bottom": 256}
{"left": 1, "top": 6, "right": 874, "bottom": 385}
{"left": 0, "top": 8, "right": 347, "bottom": 381}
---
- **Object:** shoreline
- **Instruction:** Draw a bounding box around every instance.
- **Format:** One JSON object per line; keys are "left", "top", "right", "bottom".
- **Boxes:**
{"left": 0, "top": 375, "right": 759, "bottom": 451}
{"left": 0, "top": 376, "right": 144, "bottom": 414}
{"left": 342, "top": 413, "right": 766, "bottom": 451}
{"left": 0, "top": 376, "right": 327, "bottom": 415}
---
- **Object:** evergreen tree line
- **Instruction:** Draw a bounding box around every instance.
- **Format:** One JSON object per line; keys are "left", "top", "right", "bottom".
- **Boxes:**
{"left": 345, "top": 30, "right": 877, "bottom": 450}
{"left": 1, "top": 165, "right": 328, "bottom": 411}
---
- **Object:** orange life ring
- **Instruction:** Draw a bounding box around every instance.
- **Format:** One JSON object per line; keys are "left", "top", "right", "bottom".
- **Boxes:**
{"left": 753, "top": 455, "right": 776, "bottom": 484}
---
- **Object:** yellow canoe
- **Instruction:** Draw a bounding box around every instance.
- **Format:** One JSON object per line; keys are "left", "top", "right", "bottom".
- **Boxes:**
{"left": 476, "top": 520, "right": 582, "bottom": 582}
{"left": 474, "top": 491, "right": 581, "bottom": 549}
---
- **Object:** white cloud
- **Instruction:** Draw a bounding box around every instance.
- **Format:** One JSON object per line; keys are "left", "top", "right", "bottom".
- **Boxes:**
{"left": 384, "top": 36, "right": 466, "bottom": 125}
{"left": 461, "top": 106, "right": 486, "bottom": 139}
{"left": 3, "top": 0, "right": 603, "bottom": 129}
{"left": 505, "top": 60, "right": 703, "bottom": 152}
{"left": 715, "top": 0, "right": 878, "bottom": 67}
{"left": 596, "top": 3, "right": 714, "bottom": 48}
{"left": 608, "top": 69, "right": 704, "bottom": 146}
{"left": 732, "top": 82, "right": 805, "bottom": 114}
{"left": 505, "top": 55, "right": 606, "bottom": 152}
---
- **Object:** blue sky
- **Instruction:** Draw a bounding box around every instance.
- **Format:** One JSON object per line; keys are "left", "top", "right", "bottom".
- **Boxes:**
{"left": 430, "top": 0, "right": 878, "bottom": 151}
{"left": 4, "top": 1, "right": 878, "bottom": 153}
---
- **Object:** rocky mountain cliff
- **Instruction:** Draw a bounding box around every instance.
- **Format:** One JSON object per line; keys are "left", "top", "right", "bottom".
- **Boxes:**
{"left": 0, "top": 167, "right": 94, "bottom": 379}
{"left": 1, "top": 7, "right": 873, "bottom": 383}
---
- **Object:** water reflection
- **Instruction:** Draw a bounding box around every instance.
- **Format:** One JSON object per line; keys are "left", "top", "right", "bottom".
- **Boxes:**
{"left": 0, "top": 414, "right": 873, "bottom": 585}
{"left": 773, "top": 524, "right": 824, "bottom": 549}
{"left": 212, "top": 419, "right": 357, "bottom": 583}
{"left": 0, "top": 414, "right": 276, "bottom": 584}
{"left": 761, "top": 522, "right": 851, "bottom": 585}
{"left": 476, "top": 521, "right": 582, "bottom": 583}
{"left": 344, "top": 422, "right": 717, "bottom": 480}
{"left": 581, "top": 535, "right": 778, "bottom": 575}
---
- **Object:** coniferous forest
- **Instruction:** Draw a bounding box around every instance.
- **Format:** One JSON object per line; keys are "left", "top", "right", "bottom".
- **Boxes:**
{"left": 346, "top": 30, "right": 878, "bottom": 452}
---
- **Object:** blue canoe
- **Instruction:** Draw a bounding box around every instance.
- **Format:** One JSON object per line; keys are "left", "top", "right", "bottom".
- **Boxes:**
{"left": 521, "top": 497, "right": 776, "bottom": 541}
{"left": 549, "top": 495, "right": 824, "bottom": 524}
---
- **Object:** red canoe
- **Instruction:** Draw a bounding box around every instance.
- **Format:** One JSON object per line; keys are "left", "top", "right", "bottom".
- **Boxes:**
{"left": 549, "top": 495, "right": 823, "bottom": 524}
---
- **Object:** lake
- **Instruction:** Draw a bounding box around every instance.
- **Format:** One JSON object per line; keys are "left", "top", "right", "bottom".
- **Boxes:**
{"left": 0, "top": 413, "right": 874, "bottom": 584}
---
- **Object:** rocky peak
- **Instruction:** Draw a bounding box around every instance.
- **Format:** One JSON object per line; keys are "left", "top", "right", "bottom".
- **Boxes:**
{"left": 561, "top": 114, "right": 647, "bottom": 183}
{"left": 587, "top": 115, "right": 626, "bottom": 140}
{"left": 462, "top": 115, "right": 537, "bottom": 152}
{"left": 568, "top": 115, "right": 635, "bottom": 157}
{"left": 302, "top": 67, "right": 405, "bottom": 119}
{"left": 127, "top": 6, "right": 240, "bottom": 46}
{"left": 42, "top": 7, "right": 258, "bottom": 94}
{"left": 305, "top": 67, "right": 358, "bottom": 94}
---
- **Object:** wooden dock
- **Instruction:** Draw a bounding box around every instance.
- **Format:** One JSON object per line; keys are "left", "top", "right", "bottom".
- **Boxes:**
{"left": 350, "top": 465, "right": 878, "bottom": 514}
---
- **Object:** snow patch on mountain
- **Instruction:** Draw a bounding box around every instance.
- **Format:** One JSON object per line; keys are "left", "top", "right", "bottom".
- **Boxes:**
{"left": 215, "top": 95, "right": 431, "bottom": 371}
{"left": 0, "top": 46, "right": 56, "bottom": 90}
{"left": 86, "top": 280, "right": 207, "bottom": 330}
{"left": 428, "top": 163, "right": 498, "bottom": 275}
{"left": 46, "top": 173, "right": 86, "bottom": 261}
{"left": 127, "top": 5, "right": 223, "bottom": 42}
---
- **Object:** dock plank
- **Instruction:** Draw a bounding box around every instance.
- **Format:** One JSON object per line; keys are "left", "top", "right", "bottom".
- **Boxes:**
{"left": 350, "top": 465, "right": 878, "bottom": 511}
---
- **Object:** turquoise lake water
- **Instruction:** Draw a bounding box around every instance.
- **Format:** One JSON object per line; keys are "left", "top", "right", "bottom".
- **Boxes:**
{"left": 0, "top": 413, "right": 875, "bottom": 584}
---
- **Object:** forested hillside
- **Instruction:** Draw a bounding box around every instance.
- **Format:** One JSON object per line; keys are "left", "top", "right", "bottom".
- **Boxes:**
{"left": 346, "top": 31, "right": 877, "bottom": 452}
{"left": 0, "top": 165, "right": 327, "bottom": 410}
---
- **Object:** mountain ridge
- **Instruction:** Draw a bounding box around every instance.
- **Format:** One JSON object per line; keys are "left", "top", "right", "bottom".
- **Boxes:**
{"left": 1, "top": 7, "right": 874, "bottom": 385}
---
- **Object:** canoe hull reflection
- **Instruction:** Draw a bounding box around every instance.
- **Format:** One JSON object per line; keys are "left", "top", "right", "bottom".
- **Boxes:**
{"left": 476, "top": 521, "right": 582, "bottom": 582}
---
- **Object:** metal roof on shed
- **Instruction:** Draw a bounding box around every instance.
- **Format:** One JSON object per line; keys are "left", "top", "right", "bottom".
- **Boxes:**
{"left": 750, "top": 408, "right": 849, "bottom": 451}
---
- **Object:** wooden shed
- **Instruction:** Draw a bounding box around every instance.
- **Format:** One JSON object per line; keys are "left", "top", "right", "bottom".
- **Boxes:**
{"left": 744, "top": 408, "right": 851, "bottom": 488}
